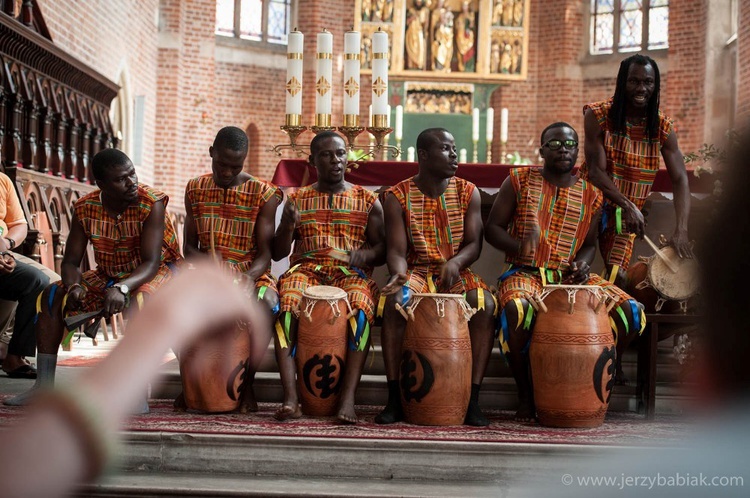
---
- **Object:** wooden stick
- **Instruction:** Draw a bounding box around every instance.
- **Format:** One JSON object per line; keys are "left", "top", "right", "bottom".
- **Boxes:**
{"left": 644, "top": 235, "right": 679, "bottom": 273}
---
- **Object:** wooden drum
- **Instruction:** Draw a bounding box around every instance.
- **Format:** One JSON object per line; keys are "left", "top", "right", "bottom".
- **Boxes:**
{"left": 399, "top": 293, "right": 475, "bottom": 426}
{"left": 295, "top": 285, "right": 350, "bottom": 416}
{"left": 530, "top": 285, "right": 615, "bottom": 428}
{"left": 179, "top": 320, "right": 252, "bottom": 413}
{"left": 627, "top": 245, "right": 700, "bottom": 314}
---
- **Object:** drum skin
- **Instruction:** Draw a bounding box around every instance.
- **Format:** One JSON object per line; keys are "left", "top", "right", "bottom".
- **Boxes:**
{"left": 179, "top": 321, "right": 252, "bottom": 413}
{"left": 530, "top": 288, "right": 615, "bottom": 428}
{"left": 400, "top": 295, "right": 472, "bottom": 426}
{"left": 295, "top": 286, "right": 349, "bottom": 416}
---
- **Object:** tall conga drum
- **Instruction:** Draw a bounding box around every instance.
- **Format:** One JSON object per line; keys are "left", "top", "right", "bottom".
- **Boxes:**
{"left": 399, "top": 293, "right": 475, "bottom": 426}
{"left": 179, "top": 320, "right": 252, "bottom": 413}
{"left": 295, "top": 285, "right": 350, "bottom": 416}
{"left": 530, "top": 285, "right": 615, "bottom": 428}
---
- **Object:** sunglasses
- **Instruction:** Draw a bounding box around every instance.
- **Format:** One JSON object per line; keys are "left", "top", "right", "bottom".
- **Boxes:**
{"left": 543, "top": 139, "right": 578, "bottom": 150}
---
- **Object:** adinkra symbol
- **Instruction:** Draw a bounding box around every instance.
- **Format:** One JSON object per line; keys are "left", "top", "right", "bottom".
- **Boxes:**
{"left": 400, "top": 350, "right": 435, "bottom": 403}
{"left": 593, "top": 345, "right": 616, "bottom": 403}
{"left": 303, "top": 354, "right": 345, "bottom": 399}
{"left": 226, "top": 359, "right": 249, "bottom": 402}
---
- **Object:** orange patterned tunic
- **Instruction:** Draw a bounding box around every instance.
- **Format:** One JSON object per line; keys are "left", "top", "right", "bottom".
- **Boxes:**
{"left": 185, "top": 174, "right": 280, "bottom": 289}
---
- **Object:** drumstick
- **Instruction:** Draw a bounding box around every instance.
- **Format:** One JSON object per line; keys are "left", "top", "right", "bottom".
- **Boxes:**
{"left": 328, "top": 250, "right": 350, "bottom": 264}
{"left": 644, "top": 235, "right": 679, "bottom": 273}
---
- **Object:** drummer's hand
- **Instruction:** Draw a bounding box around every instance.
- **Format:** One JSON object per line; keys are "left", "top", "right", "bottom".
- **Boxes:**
{"left": 241, "top": 273, "right": 257, "bottom": 296}
{"left": 624, "top": 202, "right": 646, "bottom": 238}
{"left": 669, "top": 229, "right": 694, "bottom": 259}
{"left": 279, "top": 200, "right": 300, "bottom": 230}
{"left": 438, "top": 260, "right": 460, "bottom": 292}
{"left": 519, "top": 225, "right": 540, "bottom": 257}
{"left": 103, "top": 287, "right": 128, "bottom": 318}
{"left": 382, "top": 273, "right": 407, "bottom": 295}
{"left": 66, "top": 284, "right": 87, "bottom": 310}
{"left": 563, "top": 261, "right": 590, "bottom": 284}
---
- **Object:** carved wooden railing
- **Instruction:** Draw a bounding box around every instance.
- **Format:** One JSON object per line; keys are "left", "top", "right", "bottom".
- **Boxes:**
{"left": 0, "top": 1, "right": 118, "bottom": 268}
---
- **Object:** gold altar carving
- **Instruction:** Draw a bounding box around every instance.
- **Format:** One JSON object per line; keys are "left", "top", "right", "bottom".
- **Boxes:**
{"left": 355, "top": 0, "right": 530, "bottom": 82}
{"left": 404, "top": 82, "right": 473, "bottom": 114}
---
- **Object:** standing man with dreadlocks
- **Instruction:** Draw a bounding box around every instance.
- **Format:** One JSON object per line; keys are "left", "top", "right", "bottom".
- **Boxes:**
{"left": 582, "top": 54, "right": 693, "bottom": 289}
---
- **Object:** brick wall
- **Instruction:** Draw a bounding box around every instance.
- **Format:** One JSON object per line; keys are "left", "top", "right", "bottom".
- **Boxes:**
{"left": 38, "top": 0, "right": 160, "bottom": 185}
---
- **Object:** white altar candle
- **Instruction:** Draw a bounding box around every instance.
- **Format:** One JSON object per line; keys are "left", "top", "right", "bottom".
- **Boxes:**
{"left": 343, "top": 30, "right": 361, "bottom": 125}
{"left": 459, "top": 148, "right": 467, "bottom": 163}
{"left": 500, "top": 107, "right": 509, "bottom": 143}
{"left": 285, "top": 30, "right": 304, "bottom": 124}
{"left": 486, "top": 107, "right": 494, "bottom": 142}
{"left": 371, "top": 29, "right": 389, "bottom": 123}
{"left": 315, "top": 29, "right": 333, "bottom": 125}
{"left": 395, "top": 105, "right": 403, "bottom": 140}
{"left": 387, "top": 105, "right": 391, "bottom": 126}
{"left": 407, "top": 146, "right": 415, "bottom": 162}
{"left": 471, "top": 108, "right": 480, "bottom": 142}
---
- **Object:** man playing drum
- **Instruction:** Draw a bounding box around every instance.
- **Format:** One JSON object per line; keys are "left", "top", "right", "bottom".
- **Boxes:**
{"left": 485, "top": 122, "right": 646, "bottom": 422}
{"left": 582, "top": 54, "right": 693, "bottom": 286}
{"left": 5, "top": 148, "right": 182, "bottom": 406}
{"left": 376, "top": 127, "right": 496, "bottom": 427}
{"left": 272, "top": 131, "right": 385, "bottom": 424}
{"left": 181, "top": 126, "right": 281, "bottom": 412}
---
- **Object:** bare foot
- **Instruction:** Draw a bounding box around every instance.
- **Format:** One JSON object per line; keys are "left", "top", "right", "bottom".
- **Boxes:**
{"left": 336, "top": 403, "right": 358, "bottom": 424}
{"left": 514, "top": 399, "right": 536, "bottom": 423}
{"left": 274, "top": 404, "right": 301, "bottom": 421}
{"left": 238, "top": 389, "right": 258, "bottom": 414}
{"left": 173, "top": 392, "right": 187, "bottom": 412}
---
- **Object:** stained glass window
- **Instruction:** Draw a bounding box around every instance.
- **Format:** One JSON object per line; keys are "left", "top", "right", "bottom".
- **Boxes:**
{"left": 590, "top": 0, "right": 668, "bottom": 55}
{"left": 215, "top": 0, "right": 292, "bottom": 46}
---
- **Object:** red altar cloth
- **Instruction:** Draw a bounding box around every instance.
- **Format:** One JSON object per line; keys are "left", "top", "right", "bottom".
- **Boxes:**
{"left": 271, "top": 160, "right": 713, "bottom": 193}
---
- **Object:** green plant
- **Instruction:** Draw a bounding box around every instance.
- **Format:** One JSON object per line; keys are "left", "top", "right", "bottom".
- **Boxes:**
{"left": 684, "top": 129, "right": 738, "bottom": 178}
{"left": 504, "top": 151, "right": 533, "bottom": 165}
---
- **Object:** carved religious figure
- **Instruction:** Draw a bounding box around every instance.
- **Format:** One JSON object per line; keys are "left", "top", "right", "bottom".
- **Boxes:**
{"left": 513, "top": 0, "right": 524, "bottom": 26}
{"left": 500, "top": 42, "right": 512, "bottom": 73}
{"left": 382, "top": 0, "right": 395, "bottom": 22}
{"left": 362, "top": 0, "right": 372, "bottom": 21}
{"left": 490, "top": 40, "right": 501, "bottom": 73}
{"left": 405, "top": 0, "right": 429, "bottom": 69}
{"left": 455, "top": 1, "right": 476, "bottom": 72}
{"left": 373, "top": 0, "right": 385, "bottom": 21}
{"left": 502, "top": 0, "right": 514, "bottom": 26}
{"left": 432, "top": 9, "right": 454, "bottom": 71}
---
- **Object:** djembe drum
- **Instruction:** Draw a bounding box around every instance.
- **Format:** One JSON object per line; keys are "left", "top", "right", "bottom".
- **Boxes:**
{"left": 530, "top": 285, "right": 615, "bottom": 428}
{"left": 398, "top": 293, "right": 476, "bottom": 426}
{"left": 295, "top": 285, "right": 351, "bottom": 416}
{"left": 179, "top": 320, "right": 252, "bottom": 413}
{"left": 627, "top": 245, "right": 700, "bottom": 314}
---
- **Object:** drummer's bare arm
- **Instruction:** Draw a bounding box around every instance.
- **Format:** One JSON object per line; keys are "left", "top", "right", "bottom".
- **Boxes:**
{"left": 183, "top": 190, "right": 202, "bottom": 259}
{"left": 485, "top": 176, "right": 524, "bottom": 255}
{"left": 61, "top": 213, "right": 88, "bottom": 308}
{"left": 351, "top": 199, "right": 386, "bottom": 268}
{"left": 662, "top": 131, "right": 693, "bottom": 258}
{"left": 565, "top": 210, "right": 600, "bottom": 284}
{"left": 584, "top": 109, "right": 645, "bottom": 237}
{"left": 382, "top": 193, "right": 409, "bottom": 295}
{"left": 272, "top": 197, "right": 299, "bottom": 261}
{"left": 245, "top": 195, "right": 280, "bottom": 282}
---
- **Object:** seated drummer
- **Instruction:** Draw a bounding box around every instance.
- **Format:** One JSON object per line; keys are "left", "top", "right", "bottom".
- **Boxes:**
{"left": 180, "top": 126, "right": 281, "bottom": 412}
{"left": 484, "top": 122, "right": 646, "bottom": 422}
{"left": 272, "top": 130, "right": 385, "bottom": 424}
{"left": 5, "top": 148, "right": 182, "bottom": 406}
{"left": 376, "top": 128, "right": 496, "bottom": 427}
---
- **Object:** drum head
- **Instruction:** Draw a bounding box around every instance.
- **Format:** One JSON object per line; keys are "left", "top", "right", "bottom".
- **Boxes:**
{"left": 647, "top": 246, "right": 700, "bottom": 301}
{"left": 303, "top": 285, "right": 347, "bottom": 300}
{"left": 411, "top": 292, "right": 466, "bottom": 299}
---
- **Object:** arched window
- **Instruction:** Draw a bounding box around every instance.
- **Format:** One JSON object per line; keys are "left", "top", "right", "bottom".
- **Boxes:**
{"left": 590, "top": 0, "right": 669, "bottom": 55}
{"left": 215, "top": 0, "right": 294, "bottom": 47}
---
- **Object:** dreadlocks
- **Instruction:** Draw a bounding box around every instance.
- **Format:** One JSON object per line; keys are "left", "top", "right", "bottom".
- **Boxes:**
{"left": 610, "top": 54, "right": 661, "bottom": 140}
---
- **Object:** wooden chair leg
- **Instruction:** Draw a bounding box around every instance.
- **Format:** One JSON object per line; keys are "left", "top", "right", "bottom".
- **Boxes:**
{"left": 101, "top": 318, "right": 110, "bottom": 342}
{"left": 110, "top": 314, "right": 119, "bottom": 339}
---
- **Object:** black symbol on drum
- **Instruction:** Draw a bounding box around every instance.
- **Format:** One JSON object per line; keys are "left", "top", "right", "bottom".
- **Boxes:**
{"left": 226, "top": 359, "right": 250, "bottom": 401}
{"left": 400, "top": 350, "right": 434, "bottom": 402}
{"left": 303, "top": 354, "right": 344, "bottom": 399}
{"left": 593, "top": 345, "right": 616, "bottom": 403}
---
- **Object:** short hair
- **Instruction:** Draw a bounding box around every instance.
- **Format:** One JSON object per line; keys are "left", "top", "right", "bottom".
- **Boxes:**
{"left": 416, "top": 128, "right": 449, "bottom": 152}
{"left": 309, "top": 130, "right": 345, "bottom": 156}
{"left": 540, "top": 122, "right": 576, "bottom": 145}
{"left": 611, "top": 54, "right": 661, "bottom": 139}
{"left": 212, "top": 126, "right": 248, "bottom": 151}
{"left": 92, "top": 148, "right": 131, "bottom": 181}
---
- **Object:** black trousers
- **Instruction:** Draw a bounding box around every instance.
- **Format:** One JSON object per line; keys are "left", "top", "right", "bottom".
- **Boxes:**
{"left": 0, "top": 259, "right": 49, "bottom": 356}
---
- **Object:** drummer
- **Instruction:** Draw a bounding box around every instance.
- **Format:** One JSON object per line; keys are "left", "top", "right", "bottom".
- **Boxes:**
{"left": 272, "top": 130, "right": 385, "bottom": 424}
{"left": 181, "top": 126, "right": 281, "bottom": 412}
{"left": 376, "top": 128, "right": 496, "bottom": 427}
{"left": 485, "top": 122, "right": 645, "bottom": 422}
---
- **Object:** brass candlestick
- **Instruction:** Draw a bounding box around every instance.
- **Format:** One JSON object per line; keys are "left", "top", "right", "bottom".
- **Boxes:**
{"left": 486, "top": 140, "right": 493, "bottom": 164}
{"left": 501, "top": 139, "right": 507, "bottom": 164}
{"left": 270, "top": 123, "right": 309, "bottom": 156}
{"left": 472, "top": 139, "right": 479, "bottom": 163}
